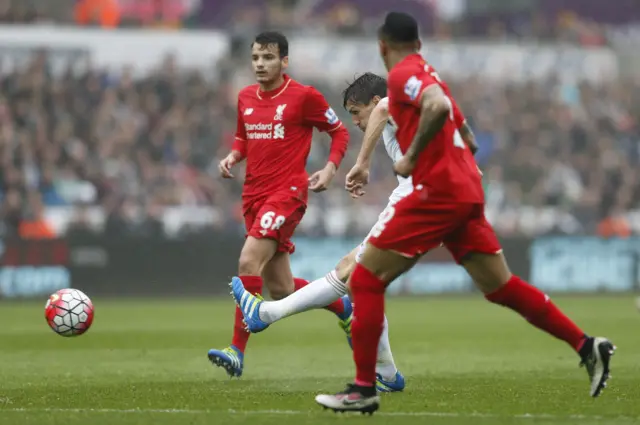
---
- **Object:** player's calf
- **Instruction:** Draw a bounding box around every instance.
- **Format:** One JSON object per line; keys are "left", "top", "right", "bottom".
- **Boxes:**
{"left": 464, "top": 252, "right": 588, "bottom": 350}
{"left": 463, "top": 252, "right": 616, "bottom": 397}
{"left": 347, "top": 245, "right": 416, "bottom": 391}
{"left": 262, "top": 251, "right": 297, "bottom": 300}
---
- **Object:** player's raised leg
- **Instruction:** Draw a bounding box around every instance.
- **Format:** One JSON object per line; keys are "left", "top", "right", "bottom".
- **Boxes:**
{"left": 232, "top": 251, "right": 349, "bottom": 334}
{"left": 233, "top": 248, "right": 356, "bottom": 331}
{"left": 232, "top": 245, "right": 405, "bottom": 392}
{"left": 249, "top": 249, "right": 357, "bottom": 324}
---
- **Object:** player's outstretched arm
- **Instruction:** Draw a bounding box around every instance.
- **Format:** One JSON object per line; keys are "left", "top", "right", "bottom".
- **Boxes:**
{"left": 345, "top": 99, "right": 389, "bottom": 197}
{"left": 355, "top": 98, "right": 389, "bottom": 166}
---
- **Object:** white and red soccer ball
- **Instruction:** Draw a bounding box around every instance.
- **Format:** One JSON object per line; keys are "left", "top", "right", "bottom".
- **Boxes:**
{"left": 45, "top": 288, "right": 94, "bottom": 337}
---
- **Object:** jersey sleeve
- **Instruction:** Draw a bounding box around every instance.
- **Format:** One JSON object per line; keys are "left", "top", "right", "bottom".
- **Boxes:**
{"left": 388, "top": 67, "right": 439, "bottom": 109}
{"left": 232, "top": 98, "right": 247, "bottom": 157}
{"left": 302, "top": 86, "right": 343, "bottom": 133}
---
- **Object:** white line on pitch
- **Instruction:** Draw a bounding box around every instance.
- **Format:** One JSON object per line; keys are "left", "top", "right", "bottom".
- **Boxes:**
{"left": 2, "top": 407, "right": 635, "bottom": 421}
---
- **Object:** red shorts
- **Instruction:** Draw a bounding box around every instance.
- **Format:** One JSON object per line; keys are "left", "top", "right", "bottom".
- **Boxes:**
{"left": 367, "top": 187, "right": 502, "bottom": 263}
{"left": 243, "top": 189, "right": 307, "bottom": 254}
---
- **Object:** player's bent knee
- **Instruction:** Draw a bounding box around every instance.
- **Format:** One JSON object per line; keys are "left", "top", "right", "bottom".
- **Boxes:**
{"left": 335, "top": 252, "right": 357, "bottom": 283}
{"left": 358, "top": 243, "right": 417, "bottom": 285}
{"left": 237, "top": 253, "right": 261, "bottom": 276}
{"left": 262, "top": 276, "right": 294, "bottom": 300}
{"left": 461, "top": 251, "right": 512, "bottom": 294}
{"left": 261, "top": 252, "right": 295, "bottom": 298}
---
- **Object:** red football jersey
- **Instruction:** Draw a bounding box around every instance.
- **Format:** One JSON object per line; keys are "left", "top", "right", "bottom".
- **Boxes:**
{"left": 387, "top": 54, "right": 483, "bottom": 203}
{"left": 232, "top": 75, "right": 347, "bottom": 201}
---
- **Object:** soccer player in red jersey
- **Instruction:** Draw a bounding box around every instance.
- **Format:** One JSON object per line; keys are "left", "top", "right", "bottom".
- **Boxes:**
{"left": 208, "top": 31, "right": 352, "bottom": 377}
{"left": 315, "top": 12, "right": 615, "bottom": 414}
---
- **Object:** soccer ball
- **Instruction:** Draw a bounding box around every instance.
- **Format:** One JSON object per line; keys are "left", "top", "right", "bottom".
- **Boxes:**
{"left": 45, "top": 288, "right": 94, "bottom": 337}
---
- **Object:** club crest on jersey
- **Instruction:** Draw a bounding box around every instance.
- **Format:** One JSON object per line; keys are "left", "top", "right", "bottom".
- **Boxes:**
{"left": 274, "top": 104, "right": 287, "bottom": 121}
{"left": 404, "top": 76, "right": 423, "bottom": 101}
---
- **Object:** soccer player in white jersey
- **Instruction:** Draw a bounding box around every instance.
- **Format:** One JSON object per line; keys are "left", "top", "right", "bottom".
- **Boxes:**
{"left": 231, "top": 73, "right": 472, "bottom": 392}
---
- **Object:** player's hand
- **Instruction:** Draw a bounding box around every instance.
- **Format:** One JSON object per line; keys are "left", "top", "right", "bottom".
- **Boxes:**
{"left": 309, "top": 162, "right": 336, "bottom": 193}
{"left": 218, "top": 153, "right": 238, "bottom": 179}
{"left": 393, "top": 155, "right": 416, "bottom": 178}
{"left": 345, "top": 162, "right": 370, "bottom": 198}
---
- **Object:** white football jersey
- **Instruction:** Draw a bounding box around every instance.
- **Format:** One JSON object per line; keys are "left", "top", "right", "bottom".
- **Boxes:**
{"left": 381, "top": 117, "right": 413, "bottom": 204}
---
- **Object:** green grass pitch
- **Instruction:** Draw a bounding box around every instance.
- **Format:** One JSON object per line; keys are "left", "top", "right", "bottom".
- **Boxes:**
{"left": 1, "top": 295, "right": 639, "bottom": 425}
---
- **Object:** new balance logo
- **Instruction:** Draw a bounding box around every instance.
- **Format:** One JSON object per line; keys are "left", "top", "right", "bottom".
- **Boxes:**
{"left": 244, "top": 108, "right": 253, "bottom": 115}
{"left": 274, "top": 104, "right": 287, "bottom": 121}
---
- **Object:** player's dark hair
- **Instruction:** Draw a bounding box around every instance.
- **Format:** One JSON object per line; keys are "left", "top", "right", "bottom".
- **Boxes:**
{"left": 252, "top": 31, "right": 289, "bottom": 58}
{"left": 342, "top": 73, "right": 387, "bottom": 108}
{"left": 378, "top": 11, "right": 419, "bottom": 44}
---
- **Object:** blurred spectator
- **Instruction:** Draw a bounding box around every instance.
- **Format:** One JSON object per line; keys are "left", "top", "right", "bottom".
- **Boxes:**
{"left": 0, "top": 0, "right": 627, "bottom": 48}
{"left": 118, "top": 0, "right": 195, "bottom": 29}
{"left": 18, "top": 191, "right": 55, "bottom": 239}
{"left": 598, "top": 207, "right": 632, "bottom": 238}
{"left": 0, "top": 0, "right": 39, "bottom": 24}
{"left": 74, "top": 0, "right": 120, "bottom": 28}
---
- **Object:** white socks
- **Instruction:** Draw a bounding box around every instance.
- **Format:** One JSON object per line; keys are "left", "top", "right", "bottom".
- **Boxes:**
{"left": 376, "top": 316, "right": 398, "bottom": 380}
{"left": 258, "top": 271, "right": 344, "bottom": 323}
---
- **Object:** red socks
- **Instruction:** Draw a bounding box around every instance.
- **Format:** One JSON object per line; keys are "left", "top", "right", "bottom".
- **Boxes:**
{"left": 231, "top": 275, "right": 262, "bottom": 353}
{"left": 486, "top": 275, "right": 586, "bottom": 351}
{"left": 294, "top": 277, "right": 346, "bottom": 317}
{"left": 350, "top": 264, "right": 386, "bottom": 386}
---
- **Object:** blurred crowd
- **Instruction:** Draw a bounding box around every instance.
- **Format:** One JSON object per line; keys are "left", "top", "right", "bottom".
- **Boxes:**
{"left": 0, "top": 1, "right": 639, "bottom": 239}
{"left": 0, "top": 49, "right": 639, "bottom": 239}
{"left": 0, "top": 0, "right": 626, "bottom": 47}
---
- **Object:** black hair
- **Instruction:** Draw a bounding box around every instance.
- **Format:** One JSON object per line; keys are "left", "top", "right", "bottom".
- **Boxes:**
{"left": 378, "top": 11, "right": 419, "bottom": 44}
{"left": 252, "top": 31, "right": 289, "bottom": 58}
{"left": 342, "top": 73, "right": 387, "bottom": 109}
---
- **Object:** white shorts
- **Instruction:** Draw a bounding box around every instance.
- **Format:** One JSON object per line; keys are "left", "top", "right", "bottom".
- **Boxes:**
{"left": 356, "top": 203, "right": 395, "bottom": 263}
{"left": 355, "top": 181, "right": 413, "bottom": 263}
